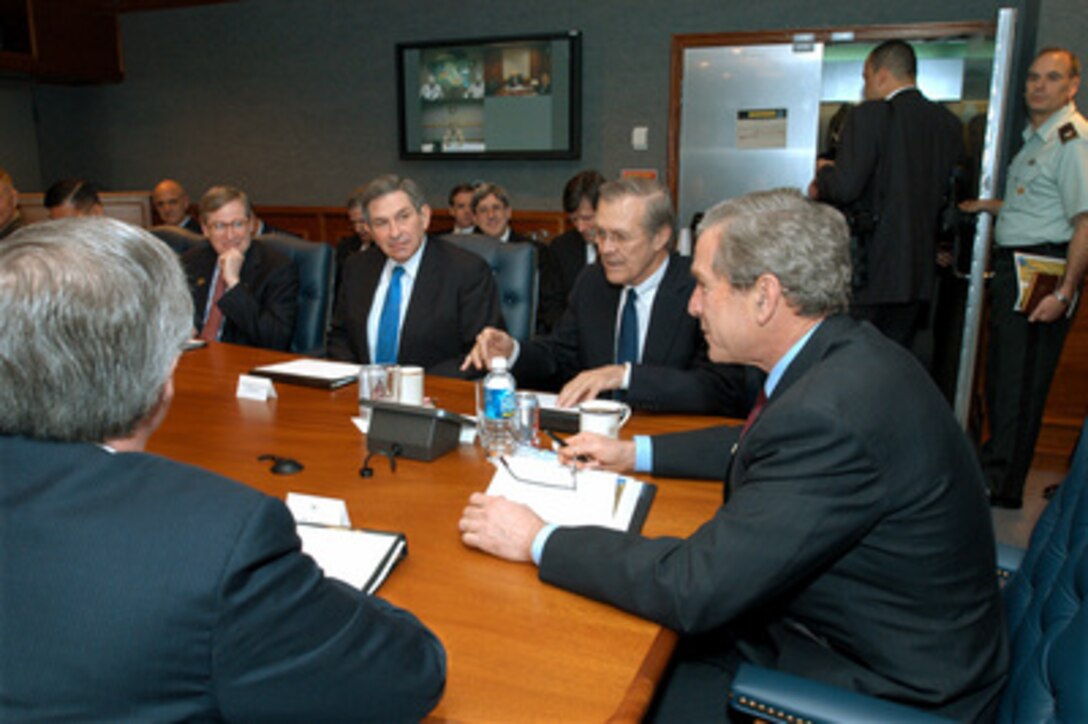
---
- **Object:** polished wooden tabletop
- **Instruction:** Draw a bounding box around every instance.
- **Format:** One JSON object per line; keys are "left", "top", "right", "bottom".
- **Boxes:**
{"left": 148, "top": 342, "right": 727, "bottom": 722}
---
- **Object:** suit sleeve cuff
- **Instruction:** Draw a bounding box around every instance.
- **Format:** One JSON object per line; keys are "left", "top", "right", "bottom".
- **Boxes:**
{"left": 531, "top": 523, "right": 558, "bottom": 566}
{"left": 508, "top": 339, "right": 521, "bottom": 367}
{"left": 621, "top": 362, "right": 632, "bottom": 390}
{"left": 634, "top": 435, "right": 652, "bottom": 473}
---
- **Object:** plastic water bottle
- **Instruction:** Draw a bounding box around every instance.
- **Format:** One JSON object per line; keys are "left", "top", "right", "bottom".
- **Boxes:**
{"left": 481, "top": 357, "right": 517, "bottom": 457}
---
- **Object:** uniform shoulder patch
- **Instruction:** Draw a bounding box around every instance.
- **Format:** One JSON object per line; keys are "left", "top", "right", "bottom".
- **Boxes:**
{"left": 1059, "top": 122, "right": 1079, "bottom": 143}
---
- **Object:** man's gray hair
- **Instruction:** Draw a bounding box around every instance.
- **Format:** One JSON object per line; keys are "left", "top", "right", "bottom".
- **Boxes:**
{"left": 697, "top": 188, "right": 852, "bottom": 316}
{"left": 199, "top": 185, "right": 253, "bottom": 221}
{"left": 598, "top": 178, "right": 676, "bottom": 246}
{"left": 471, "top": 182, "right": 511, "bottom": 212}
{"left": 358, "top": 174, "right": 428, "bottom": 223}
{"left": 0, "top": 218, "right": 193, "bottom": 441}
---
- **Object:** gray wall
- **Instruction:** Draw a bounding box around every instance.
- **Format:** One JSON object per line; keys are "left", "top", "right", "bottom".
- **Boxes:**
{"left": 0, "top": 79, "right": 42, "bottom": 190}
{"left": 9, "top": 0, "right": 1081, "bottom": 216}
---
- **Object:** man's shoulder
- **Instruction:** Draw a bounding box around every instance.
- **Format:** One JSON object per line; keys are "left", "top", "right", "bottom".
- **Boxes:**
{"left": 4, "top": 436, "right": 269, "bottom": 512}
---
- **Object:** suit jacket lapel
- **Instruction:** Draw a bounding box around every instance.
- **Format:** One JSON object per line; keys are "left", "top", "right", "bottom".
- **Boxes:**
{"left": 583, "top": 267, "right": 621, "bottom": 365}
{"left": 725, "top": 314, "right": 854, "bottom": 494}
{"left": 355, "top": 248, "right": 386, "bottom": 362}
{"left": 642, "top": 257, "right": 685, "bottom": 364}
{"left": 397, "top": 238, "right": 438, "bottom": 362}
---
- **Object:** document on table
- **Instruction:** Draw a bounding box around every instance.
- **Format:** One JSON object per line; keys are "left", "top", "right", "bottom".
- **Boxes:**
{"left": 296, "top": 524, "right": 407, "bottom": 595}
{"left": 249, "top": 359, "right": 361, "bottom": 389}
{"left": 486, "top": 450, "right": 655, "bottom": 533}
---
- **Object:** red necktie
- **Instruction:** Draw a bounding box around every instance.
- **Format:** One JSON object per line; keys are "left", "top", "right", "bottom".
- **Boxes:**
{"left": 199, "top": 274, "right": 227, "bottom": 342}
{"left": 740, "top": 389, "right": 767, "bottom": 438}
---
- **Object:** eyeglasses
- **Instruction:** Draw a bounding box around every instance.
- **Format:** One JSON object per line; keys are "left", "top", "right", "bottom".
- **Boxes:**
{"left": 208, "top": 219, "right": 249, "bottom": 233}
{"left": 498, "top": 455, "right": 578, "bottom": 491}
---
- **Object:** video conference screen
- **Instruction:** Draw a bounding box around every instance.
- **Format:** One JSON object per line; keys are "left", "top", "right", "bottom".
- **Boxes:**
{"left": 397, "top": 31, "right": 582, "bottom": 160}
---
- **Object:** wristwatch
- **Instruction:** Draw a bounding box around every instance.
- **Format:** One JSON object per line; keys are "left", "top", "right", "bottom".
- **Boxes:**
{"left": 1053, "top": 290, "right": 1071, "bottom": 306}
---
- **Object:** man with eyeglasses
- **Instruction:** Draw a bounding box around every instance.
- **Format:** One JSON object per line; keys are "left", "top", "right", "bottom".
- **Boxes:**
{"left": 463, "top": 178, "right": 756, "bottom": 415}
{"left": 181, "top": 185, "right": 299, "bottom": 350}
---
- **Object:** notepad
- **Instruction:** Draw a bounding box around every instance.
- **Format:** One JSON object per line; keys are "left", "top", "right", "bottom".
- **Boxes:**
{"left": 296, "top": 524, "right": 407, "bottom": 595}
{"left": 1013, "top": 252, "right": 1072, "bottom": 314}
{"left": 486, "top": 450, "right": 655, "bottom": 533}
{"left": 249, "top": 359, "right": 362, "bottom": 389}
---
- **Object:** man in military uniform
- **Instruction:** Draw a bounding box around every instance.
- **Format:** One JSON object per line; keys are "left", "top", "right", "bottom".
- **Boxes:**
{"left": 962, "top": 47, "right": 1088, "bottom": 508}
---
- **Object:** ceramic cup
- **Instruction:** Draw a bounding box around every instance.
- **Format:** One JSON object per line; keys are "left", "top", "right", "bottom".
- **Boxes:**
{"left": 578, "top": 399, "right": 632, "bottom": 439}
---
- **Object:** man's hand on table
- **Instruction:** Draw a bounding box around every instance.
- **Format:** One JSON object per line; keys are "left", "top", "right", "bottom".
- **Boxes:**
{"left": 459, "top": 493, "right": 544, "bottom": 562}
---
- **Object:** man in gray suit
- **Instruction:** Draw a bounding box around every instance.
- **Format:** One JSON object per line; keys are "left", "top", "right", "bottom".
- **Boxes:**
{"left": 460, "top": 189, "right": 1006, "bottom": 721}
{"left": 0, "top": 218, "right": 446, "bottom": 720}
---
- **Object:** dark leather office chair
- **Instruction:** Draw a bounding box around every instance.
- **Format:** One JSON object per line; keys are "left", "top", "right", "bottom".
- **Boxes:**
{"left": 256, "top": 233, "right": 334, "bottom": 356}
{"left": 442, "top": 233, "right": 538, "bottom": 342}
{"left": 727, "top": 415, "right": 1088, "bottom": 723}
{"left": 150, "top": 225, "right": 204, "bottom": 256}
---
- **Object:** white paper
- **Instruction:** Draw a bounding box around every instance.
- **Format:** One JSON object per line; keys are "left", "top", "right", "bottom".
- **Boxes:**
{"left": 486, "top": 451, "right": 641, "bottom": 531}
{"left": 236, "top": 374, "right": 277, "bottom": 400}
{"left": 286, "top": 492, "right": 351, "bottom": 527}
{"left": 296, "top": 525, "right": 404, "bottom": 594}
{"left": 531, "top": 391, "right": 577, "bottom": 412}
{"left": 252, "top": 359, "right": 362, "bottom": 382}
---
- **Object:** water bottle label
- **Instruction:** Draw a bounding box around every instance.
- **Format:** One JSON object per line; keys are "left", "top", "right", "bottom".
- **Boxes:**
{"left": 485, "top": 387, "right": 515, "bottom": 419}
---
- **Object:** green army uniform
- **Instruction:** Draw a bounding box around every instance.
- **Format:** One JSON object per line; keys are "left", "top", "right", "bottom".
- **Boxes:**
{"left": 983, "top": 102, "right": 1088, "bottom": 506}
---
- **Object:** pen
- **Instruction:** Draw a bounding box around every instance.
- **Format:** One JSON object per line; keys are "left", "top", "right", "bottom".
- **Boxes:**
{"left": 546, "top": 430, "right": 590, "bottom": 463}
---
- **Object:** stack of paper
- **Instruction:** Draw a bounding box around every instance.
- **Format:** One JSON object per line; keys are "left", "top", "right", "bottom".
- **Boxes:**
{"left": 486, "top": 451, "right": 655, "bottom": 533}
{"left": 287, "top": 492, "right": 406, "bottom": 594}
{"left": 250, "top": 359, "right": 361, "bottom": 389}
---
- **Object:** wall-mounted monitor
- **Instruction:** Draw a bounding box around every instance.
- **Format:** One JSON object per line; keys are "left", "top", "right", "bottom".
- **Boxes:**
{"left": 397, "top": 31, "right": 582, "bottom": 161}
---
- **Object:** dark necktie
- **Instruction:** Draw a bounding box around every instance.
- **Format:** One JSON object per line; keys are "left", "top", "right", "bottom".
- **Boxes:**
{"left": 375, "top": 266, "right": 405, "bottom": 364}
{"left": 199, "top": 273, "right": 227, "bottom": 342}
{"left": 740, "top": 388, "right": 768, "bottom": 438}
{"left": 616, "top": 288, "right": 639, "bottom": 365}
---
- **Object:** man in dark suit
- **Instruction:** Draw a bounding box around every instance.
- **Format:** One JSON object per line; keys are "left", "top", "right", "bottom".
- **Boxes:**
{"left": 181, "top": 185, "right": 298, "bottom": 351}
{"left": 460, "top": 189, "right": 1007, "bottom": 721}
{"left": 0, "top": 217, "right": 446, "bottom": 720}
{"left": 333, "top": 183, "right": 374, "bottom": 298}
{"left": 326, "top": 174, "right": 503, "bottom": 377}
{"left": 810, "top": 39, "right": 963, "bottom": 354}
{"left": 431, "top": 181, "right": 478, "bottom": 236}
{"left": 151, "top": 178, "right": 201, "bottom": 232}
{"left": 463, "top": 178, "right": 753, "bottom": 415}
{"left": 471, "top": 182, "right": 533, "bottom": 243}
{"left": 536, "top": 169, "right": 606, "bottom": 333}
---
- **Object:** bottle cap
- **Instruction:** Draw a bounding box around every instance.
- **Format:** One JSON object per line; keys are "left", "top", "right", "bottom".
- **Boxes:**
{"left": 490, "top": 356, "right": 508, "bottom": 370}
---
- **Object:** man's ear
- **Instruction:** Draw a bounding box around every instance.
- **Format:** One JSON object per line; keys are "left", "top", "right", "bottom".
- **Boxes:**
{"left": 753, "top": 273, "right": 784, "bottom": 326}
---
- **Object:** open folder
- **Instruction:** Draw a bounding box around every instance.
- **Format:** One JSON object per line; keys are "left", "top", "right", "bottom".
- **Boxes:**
{"left": 486, "top": 451, "right": 656, "bottom": 533}
{"left": 296, "top": 524, "right": 406, "bottom": 595}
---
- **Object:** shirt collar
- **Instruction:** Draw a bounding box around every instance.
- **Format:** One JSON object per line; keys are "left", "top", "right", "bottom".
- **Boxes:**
{"left": 1025, "top": 102, "right": 1078, "bottom": 143}
{"left": 764, "top": 320, "right": 822, "bottom": 398}
{"left": 387, "top": 236, "right": 428, "bottom": 278}
{"left": 628, "top": 254, "right": 670, "bottom": 297}
{"left": 884, "top": 85, "right": 915, "bottom": 101}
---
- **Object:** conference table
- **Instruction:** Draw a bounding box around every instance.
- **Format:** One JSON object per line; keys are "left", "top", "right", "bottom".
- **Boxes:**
{"left": 148, "top": 342, "right": 728, "bottom": 722}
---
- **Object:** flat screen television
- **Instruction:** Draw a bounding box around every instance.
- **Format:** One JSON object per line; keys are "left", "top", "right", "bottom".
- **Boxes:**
{"left": 397, "top": 31, "right": 582, "bottom": 161}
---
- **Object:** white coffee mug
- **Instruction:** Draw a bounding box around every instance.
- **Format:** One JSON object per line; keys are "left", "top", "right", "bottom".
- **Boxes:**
{"left": 394, "top": 365, "right": 425, "bottom": 406}
{"left": 578, "top": 400, "right": 632, "bottom": 439}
